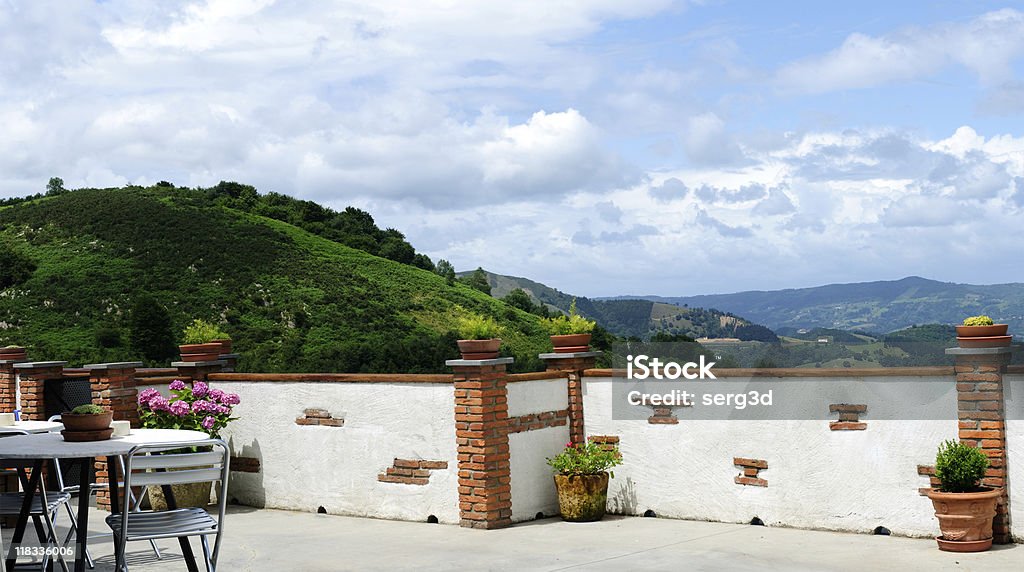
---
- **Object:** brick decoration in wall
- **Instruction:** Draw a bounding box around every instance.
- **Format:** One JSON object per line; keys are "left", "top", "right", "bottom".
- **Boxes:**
{"left": 917, "top": 465, "right": 940, "bottom": 496}
{"left": 295, "top": 407, "right": 345, "bottom": 427}
{"left": 378, "top": 458, "right": 448, "bottom": 485}
{"left": 648, "top": 406, "right": 679, "bottom": 424}
{"left": 506, "top": 409, "right": 568, "bottom": 434}
{"left": 588, "top": 435, "right": 620, "bottom": 452}
{"left": 230, "top": 457, "right": 261, "bottom": 473}
{"left": 829, "top": 403, "right": 867, "bottom": 431}
{"left": 734, "top": 457, "right": 768, "bottom": 487}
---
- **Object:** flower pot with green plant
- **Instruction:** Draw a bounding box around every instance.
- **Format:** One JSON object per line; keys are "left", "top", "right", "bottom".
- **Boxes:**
{"left": 137, "top": 380, "right": 241, "bottom": 508}
{"left": 547, "top": 440, "right": 622, "bottom": 522}
{"left": 956, "top": 316, "right": 1010, "bottom": 348}
{"left": 926, "top": 440, "right": 1002, "bottom": 552}
{"left": 61, "top": 404, "right": 114, "bottom": 440}
{"left": 179, "top": 319, "right": 231, "bottom": 362}
{"left": 0, "top": 345, "right": 27, "bottom": 362}
{"left": 455, "top": 313, "right": 503, "bottom": 360}
{"left": 543, "top": 300, "right": 596, "bottom": 353}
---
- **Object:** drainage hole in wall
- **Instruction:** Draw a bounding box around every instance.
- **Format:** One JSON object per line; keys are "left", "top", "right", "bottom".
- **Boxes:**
{"left": 749, "top": 516, "right": 764, "bottom": 526}
{"left": 427, "top": 515, "right": 439, "bottom": 524}
{"left": 643, "top": 509, "right": 657, "bottom": 518}
{"left": 535, "top": 512, "right": 545, "bottom": 520}
{"left": 873, "top": 526, "right": 891, "bottom": 536}
{"left": 317, "top": 506, "right": 327, "bottom": 514}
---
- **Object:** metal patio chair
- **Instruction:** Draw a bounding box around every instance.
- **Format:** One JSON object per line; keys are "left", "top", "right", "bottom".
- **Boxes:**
{"left": 106, "top": 439, "right": 229, "bottom": 572}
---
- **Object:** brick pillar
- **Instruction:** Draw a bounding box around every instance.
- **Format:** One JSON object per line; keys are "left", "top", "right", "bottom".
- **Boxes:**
{"left": 447, "top": 356, "right": 513, "bottom": 529}
{"left": 947, "top": 346, "right": 1013, "bottom": 544}
{"left": 86, "top": 362, "right": 141, "bottom": 511}
{"left": 13, "top": 361, "right": 67, "bottom": 420}
{"left": 219, "top": 353, "right": 239, "bottom": 373}
{"left": 539, "top": 352, "right": 598, "bottom": 445}
{"left": 173, "top": 359, "right": 225, "bottom": 382}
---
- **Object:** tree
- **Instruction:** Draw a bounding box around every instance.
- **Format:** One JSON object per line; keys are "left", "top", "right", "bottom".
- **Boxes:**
{"left": 501, "top": 288, "right": 549, "bottom": 317}
{"left": 434, "top": 259, "right": 456, "bottom": 285}
{"left": 46, "top": 177, "right": 66, "bottom": 196}
{"left": 460, "top": 267, "right": 491, "bottom": 295}
{"left": 0, "top": 242, "right": 36, "bottom": 289}
{"left": 129, "top": 294, "right": 177, "bottom": 365}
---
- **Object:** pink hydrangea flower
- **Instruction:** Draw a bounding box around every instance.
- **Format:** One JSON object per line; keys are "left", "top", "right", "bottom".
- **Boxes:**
{"left": 221, "top": 393, "right": 240, "bottom": 406}
{"left": 138, "top": 388, "right": 160, "bottom": 405}
{"left": 191, "top": 381, "right": 209, "bottom": 398}
{"left": 168, "top": 379, "right": 186, "bottom": 391}
{"left": 169, "top": 400, "right": 190, "bottom": 417}
{"left": 148, "top": 396, "right": 170, "bottom": 412}
{"left": 201, "top": 416, "right": 216, "bottom": 430}
{"left": 208, "top": 388, "right": 225, "bottom": 402}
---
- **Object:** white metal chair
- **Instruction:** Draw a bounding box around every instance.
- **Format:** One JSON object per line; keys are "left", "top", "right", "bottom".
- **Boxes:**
{"left": 0, "top": 429, "right": 71, "bottom": 572}
{"left": 106, "top": 439, "right": 229, "bottom": 572}
{"left": 47, "top": 415, "right": 162, "bottom": 568}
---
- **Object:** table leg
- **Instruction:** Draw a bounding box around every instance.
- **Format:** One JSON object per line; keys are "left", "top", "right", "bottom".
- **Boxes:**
{"left": 160, "top": 484, "right": 200, "bottom": 572}
{"left": 15, "top": 466, "right": 49, "bottom": 543}
{"left": 106, "top": 456, "right": 120, "bottom": 515}
{"left": 6, "top": 459, "right": 42, "bottom": 570}
{"left": 74, "top": 458, "right": 92, "bottom": 572}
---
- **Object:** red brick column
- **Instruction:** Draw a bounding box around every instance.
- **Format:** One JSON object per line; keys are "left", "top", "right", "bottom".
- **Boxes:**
{"left": 947, "top": 346, "right": 1013, "bottom": 544}
{"left": 86, "top": 362, "right": 141, "bottom": 511}
{"left": 539, "top": 352, "right": 598, "bottom": 445}
{"left": 447, "top": 356, "right": 513, "bottom": 529}
{"left": 13, "top": 361, "right": 67, "bottom": 420}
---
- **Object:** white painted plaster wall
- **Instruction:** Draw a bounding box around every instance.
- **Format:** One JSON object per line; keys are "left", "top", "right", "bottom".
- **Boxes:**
{"left": 583, "top": 376, "right": 958, "bottom": 538}
{"left": 507, "top": 377, "right": 570, "bottom": 522}
{"left": 161, "top": 381, "right": 459, "bottom": 524}
{"left": 1005, "top": 373, "right": 1023, "bottom": 541}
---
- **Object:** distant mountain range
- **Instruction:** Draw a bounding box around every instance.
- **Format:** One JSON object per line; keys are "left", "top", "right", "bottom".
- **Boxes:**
{"left": 604, "top": 276, "right": 1024, "bottom": 334}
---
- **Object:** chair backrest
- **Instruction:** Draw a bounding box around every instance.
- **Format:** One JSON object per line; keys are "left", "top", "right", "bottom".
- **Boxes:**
{"left": 122, "top": 439, "right": 230, "bottom": 500}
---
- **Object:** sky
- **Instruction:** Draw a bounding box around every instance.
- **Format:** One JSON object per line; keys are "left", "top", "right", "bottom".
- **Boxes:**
{"left": 2, "top": 1, "right": 1024, "bottom": 297}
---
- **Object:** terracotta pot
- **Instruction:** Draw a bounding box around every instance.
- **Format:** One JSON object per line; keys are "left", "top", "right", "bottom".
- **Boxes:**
{"left": 61, "top": 411, "right": 113, "bottom": 432}
{"left": 179, "top": 343, "right": 223, "bottom": 362}
{"left": 0, "top": 347, "right": 27, "bottom": 362}
{"left": 550, "top": 334, "right": 592, "bottom": 354}
{"left": 956, "top": 335, "right": 1012, "bottom": 349}
{"left": 926, "top": 487, "right": 1001, "bottom": 552}
{"left": 554, "top": 472, "right": 610, "bottom": 522}
{"left": 956, "top": 324, "right": 1008, "bottom": 338}
{"left": 212, "top": 339, "right": 232, "bottom": 355}
{"left": 456, "top": 338, "right": 501, "bottom": 360}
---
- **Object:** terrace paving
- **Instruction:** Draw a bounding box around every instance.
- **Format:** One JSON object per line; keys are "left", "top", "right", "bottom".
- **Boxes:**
{"left": 21, "top": 506, "right": 1022, "bottom": 571}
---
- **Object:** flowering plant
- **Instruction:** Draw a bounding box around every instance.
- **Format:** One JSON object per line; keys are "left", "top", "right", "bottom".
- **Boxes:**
{"left": 547, "top": 441, "right": 621, "bottom": 476}
{"left": 138, "top": 380, "right": 240, "bottom": 437}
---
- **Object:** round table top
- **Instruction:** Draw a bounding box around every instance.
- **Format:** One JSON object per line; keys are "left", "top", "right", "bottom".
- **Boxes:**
{"left": 0, "top": 428, "right": 211, "bottom": 459}
{"left": 0, "top": 421, "right": 64, "bottom": 434}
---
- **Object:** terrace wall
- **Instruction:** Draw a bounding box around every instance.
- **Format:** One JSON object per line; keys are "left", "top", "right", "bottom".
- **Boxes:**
{"left": 1005, "top": 371, "right": 1024, "bottom": 541}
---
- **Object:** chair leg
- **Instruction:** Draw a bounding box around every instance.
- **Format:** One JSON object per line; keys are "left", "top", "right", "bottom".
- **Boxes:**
{"left": 200, "top": 536, "right": 213, "bottom": 572}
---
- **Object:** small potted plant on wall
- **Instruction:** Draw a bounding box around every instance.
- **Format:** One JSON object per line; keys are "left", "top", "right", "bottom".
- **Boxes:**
{"left": 544, "top": 299, "right": 596, "bottom": 353}
{"left": 0, "top": 345, "right": 27, "bottom": 362}
{"left": 926, "top": 440, "right": 1002, "bottom": 552}
{"left": 956, "top": 315, "right": 1010, "bottom": 348}
{"left": 179, "top": 319, "right": 229, "bottom": 362}
{"left": 456, "top": 313, "right": 503, "bottom": 360}
{"left": 547, "top": 440, "right": 622, "bottom": 522}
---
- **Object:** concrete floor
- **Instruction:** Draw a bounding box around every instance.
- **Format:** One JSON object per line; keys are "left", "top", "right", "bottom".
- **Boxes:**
{"left": 8, "top": 507, "right": 1022, "bottom": 571}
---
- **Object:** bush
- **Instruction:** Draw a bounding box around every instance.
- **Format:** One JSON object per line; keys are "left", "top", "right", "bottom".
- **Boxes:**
{"left": 71, "top": 404, "right": 105, "bottom": 415}
{"left": 544, "top": 299, "right": 595, "bottom": 335}
{"left": 456, "top": 313, "right": 502, "bottom": 340}
{"left": 962, "top": 315, "right": 995, "bottom": 326}
{"left": 934, "top": 440, "right": 988, "bottom": 492}
{"left": 182, "top": 319, "right": 230, "bottom": 344}
{"left": 547, "top": 440, "right": 622, "bottom": 476}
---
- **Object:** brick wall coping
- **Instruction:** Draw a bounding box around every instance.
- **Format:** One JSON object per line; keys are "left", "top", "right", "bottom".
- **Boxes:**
{"left": 13, "top": 361, "right": 67, "bottom": 370}
{"left": 539, "top": 351, "right": 601, "bottom": 360}
{"left": 445, "top": 357, "right": 514, "bottom": 367}
{"left": 583, "top": 366, "right": 956, "bottom": 378}
{"left": 83, "top": 362, "right": 144, "bottom": 370}
{"left": 171, "top": 360, "right": 226, "bottom": 368}
{"left": 945, "top": 347, "right": 1015, "bottom": 355}
{"left": 0, "top": 360, "right": 30, "bottom": 365}
{"left": 206, "top": 372, "right": 453, "bottom": 383}
{"left": 506, "top": 371, "right": 569, "bottom": 383}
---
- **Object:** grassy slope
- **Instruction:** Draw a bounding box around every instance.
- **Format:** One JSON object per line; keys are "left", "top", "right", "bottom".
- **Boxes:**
{"left": 0, "top": 187, "right": 548, "bottom": 372}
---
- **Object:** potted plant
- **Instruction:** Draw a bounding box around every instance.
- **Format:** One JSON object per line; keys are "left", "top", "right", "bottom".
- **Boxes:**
{"left": 456, "top": 313, "right": 502, "bottom": 360}
{"left": 0, "top": 345, "right": 27, "bottom": 362}
{"left": 60, "top": 405, "right": 113, "bottom": 435}
{"left": 955, "top": 315, "right": 1010, "bottom": 348}
{"left": 179, "top": 319, "right": 229, "bottom": 362}
{"left": 544, "top": 300, "right": 596, "bottom": 353}
{"left": 547, "top": 440, "right": 622, "bottom": 522}
{"left": 138, "top": 380, "right": 241, "bottom": 508}
{"left": 926, "top": 440, "right": 1002, "bottom": 552}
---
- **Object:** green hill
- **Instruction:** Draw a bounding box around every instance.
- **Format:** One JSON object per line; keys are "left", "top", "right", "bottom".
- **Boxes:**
{"left": 0, "top": 186, "right": 550, "bottom": 372}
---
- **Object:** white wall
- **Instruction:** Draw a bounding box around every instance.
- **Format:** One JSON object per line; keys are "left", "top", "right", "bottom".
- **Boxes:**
{"left": 1005, "top": 373, "right": 1023, "bottom": 541}
{"left": 584, "top": 376, "right": 958, "bottom": 538}
{"left": 507, "top": 378, "right": 569, "bottom": 522}
{"left": 208, "top": 381, "right": 459, "bottom": 523}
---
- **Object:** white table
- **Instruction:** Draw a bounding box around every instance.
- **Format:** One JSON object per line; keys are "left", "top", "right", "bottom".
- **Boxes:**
{"left": 0, "top": 421, "right": 63, "bottom": 434}
{"left": 0, "top": 428, "right": 209, "bottom": 572}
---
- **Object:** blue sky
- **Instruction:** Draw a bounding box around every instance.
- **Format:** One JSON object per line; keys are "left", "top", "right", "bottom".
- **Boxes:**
{"left": 1, "top": 1, "right": 1024, "bottom": 296}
